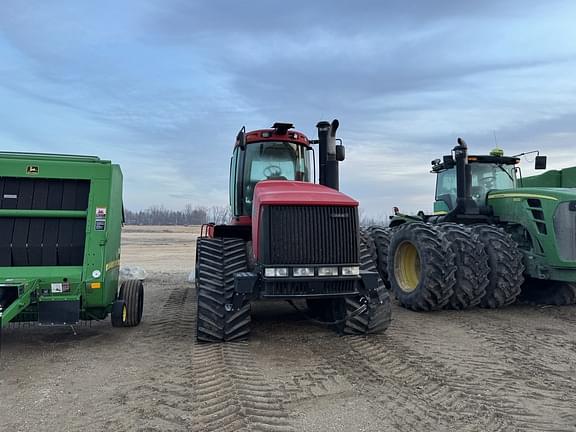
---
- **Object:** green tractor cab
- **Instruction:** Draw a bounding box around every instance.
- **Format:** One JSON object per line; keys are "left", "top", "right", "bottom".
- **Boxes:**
{"left": 0, "top": 152, "right": 143, "bottom": 330}
{"left": 369, "top": 140, "right": 576, "bottom": 311}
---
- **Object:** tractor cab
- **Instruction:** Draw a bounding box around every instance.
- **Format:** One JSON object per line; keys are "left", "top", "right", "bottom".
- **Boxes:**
{"left": 433, "top": 152, "right": 519, "bottom": 214}
{"left": 230, "top": 123, "right": 313, "bottom": 217}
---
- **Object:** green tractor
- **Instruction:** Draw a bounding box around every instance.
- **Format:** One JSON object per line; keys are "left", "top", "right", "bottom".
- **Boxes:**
{"left": 368, "top": 139, "right": 576, "bottom": 311}
{"left": 0, "top": 152, "right": 144, "bottom": 330}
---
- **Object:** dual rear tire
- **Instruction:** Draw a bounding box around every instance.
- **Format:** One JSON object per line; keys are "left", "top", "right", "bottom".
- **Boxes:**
{"left": 369, "top": 222, "right": 525, "bottom": 311}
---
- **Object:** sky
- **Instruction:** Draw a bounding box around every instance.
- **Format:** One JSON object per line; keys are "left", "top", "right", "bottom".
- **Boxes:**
{"left": 0, "top": 0, "right": 575, "bottom": 217}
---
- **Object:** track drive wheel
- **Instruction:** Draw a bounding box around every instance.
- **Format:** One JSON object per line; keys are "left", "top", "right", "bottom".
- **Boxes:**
{"left": 436, "top": 223, "right": 489, "bottom": 309}
{"left": 471, "top": 225, "right": 524, "bottom": 308}
{"left": 388, "top": 222, "right": 455, "bottom": 311}
{"left": 519, "top": 279, "right": 576, "bottom": 305}
{"left": 333, "top": 230, "right": 392, "bottom": 335}
{"left": 118, "top": 279, "right": 144, "bottom": 327}
{"left": 196, "top": 237, "right": 251, "bottom": 342}
{"left": 367, "top": 225, "right": 394, "bottom": 288}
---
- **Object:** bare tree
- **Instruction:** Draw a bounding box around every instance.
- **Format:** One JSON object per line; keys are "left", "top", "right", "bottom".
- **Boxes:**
{"left": 125, "top": 204, "right": 219, "bottom": 225}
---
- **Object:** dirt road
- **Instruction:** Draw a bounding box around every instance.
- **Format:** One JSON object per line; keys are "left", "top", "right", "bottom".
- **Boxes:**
{"left": 0, "top": 226, "right": 575, "bottom": 431}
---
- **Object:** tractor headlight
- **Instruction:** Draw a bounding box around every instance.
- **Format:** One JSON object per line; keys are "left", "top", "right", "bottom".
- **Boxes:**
{"left": 293, "top": 267, "right": 315, "bottom": 277}
{"left": 318, "top": 267, "right": 338, "bottom": 277}
{"left": 264, "top": 267, "right": 288, "bottom": 277}
{"left": 342, "top": 266, "right": 360, "bottom": 276}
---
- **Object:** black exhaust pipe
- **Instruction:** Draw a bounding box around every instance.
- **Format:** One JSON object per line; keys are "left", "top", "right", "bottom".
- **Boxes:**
{"left": 316, "top": 119, "right": 340, "bottom": 191}
{"left": 454, "top": 137, "right": 471, "bottom": 210}
{"left": 442, "top": 138, "right": 478, "bottom": 222}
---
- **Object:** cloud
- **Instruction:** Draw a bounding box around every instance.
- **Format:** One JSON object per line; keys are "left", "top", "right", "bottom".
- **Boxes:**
{"left": 0, "top": 0, "right": 574, "bottom": 215}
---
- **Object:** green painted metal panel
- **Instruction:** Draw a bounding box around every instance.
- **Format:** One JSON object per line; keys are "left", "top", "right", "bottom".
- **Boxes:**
{"left": 0, "top": 210, "right": 87, "bottom": 218}
{"left": 487, "top": 187, "right": 576, "bottom": 282}
{"left": 522, "top": 166, "right": 576, "bottom": 188}
{"left": 0, "top": 152, "right": 124, "bottom": 327}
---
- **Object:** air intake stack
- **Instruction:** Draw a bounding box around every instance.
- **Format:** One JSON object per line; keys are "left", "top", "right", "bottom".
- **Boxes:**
{"left": 316, "top": 119, "right": 340, "bottom": 191}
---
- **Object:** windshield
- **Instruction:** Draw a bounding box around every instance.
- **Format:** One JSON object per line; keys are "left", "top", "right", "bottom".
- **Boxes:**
{"left": 470, "top": 163, "right": 516, "bottom": 201}
{"left": 436, "top": 163, "right": 516, "bottom": 209}
{"left": 241, "top": 141, "right": 311, "bottom": 215}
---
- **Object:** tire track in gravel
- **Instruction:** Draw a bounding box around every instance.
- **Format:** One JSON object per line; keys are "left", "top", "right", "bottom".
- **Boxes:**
{"left": 95, "top": 274, "right": 295, "bottom": 432}
{"left": 441, "top": 311, "right": 576, "bottom": 432}
{"left": 95, "top": 274, "right": 198, "bottom": 432}
{"left": 308, "top": 332, "right": 518, "bottom": 432}
{"left": 385, "top": 307, "right": 576, "bottom": 432}
{"left": 190, "top": 342, "right": 295, "bottom": 432}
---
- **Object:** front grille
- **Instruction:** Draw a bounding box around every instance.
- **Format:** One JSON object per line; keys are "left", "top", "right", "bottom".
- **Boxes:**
{"left": 260, "top": 205, "right": 359, "bottom": 265}
{"left": 554, "top": 202, "right": 576, "bottom": 261}
{"left": 264, "top": 280, "right": 357, "bottom": 297}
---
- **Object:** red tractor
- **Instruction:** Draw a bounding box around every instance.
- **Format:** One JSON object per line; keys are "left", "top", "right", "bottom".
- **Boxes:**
{"left": 195, "top": 120, "right": 391, "bottom": 342}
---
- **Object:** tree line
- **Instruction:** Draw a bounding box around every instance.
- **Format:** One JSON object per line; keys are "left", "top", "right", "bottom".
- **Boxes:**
{"left": 125, "top": 205, "right": 230, "bottom": 225}
{"left": 125, "top": 205, "right": 389, "bottom": 226}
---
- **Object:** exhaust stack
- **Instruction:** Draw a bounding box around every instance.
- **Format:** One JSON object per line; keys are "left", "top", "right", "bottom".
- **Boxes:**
{"left": 453, "top": 138, "right": 478, "bottom": 216}
{"left": 316, "top": 119, "right": 340, "bottom": 191}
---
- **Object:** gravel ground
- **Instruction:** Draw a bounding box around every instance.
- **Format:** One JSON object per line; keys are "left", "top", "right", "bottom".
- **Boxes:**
{"left": 0, "top": 225, "right": 575, "bottom": 432}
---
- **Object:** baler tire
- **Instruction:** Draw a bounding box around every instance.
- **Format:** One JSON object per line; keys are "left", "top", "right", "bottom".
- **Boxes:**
{"left": 519, "top": 279, "right": 576, "bottom": 305}
{"left": 387, "top": 223, "right": 456, "bottom": 311}
{"left": 367, "top": 225, "right": 394, "bottom": 288}
{"left": 436, "top": 223, "right": 489, "bottom": 309}
{"left": 471, "top": 225, "right": 524, "bottom": 308}
{"left": 337, "top": 230, "right": 391, "bottom": 335}
{"left": 196, "top": 237, "right": 251, "bottom": 343}
{"left": 119, "top": 279, "right": 144, "bottom": 327}
{"left": 111, "top": 300, "right": 127, "bottom": 328}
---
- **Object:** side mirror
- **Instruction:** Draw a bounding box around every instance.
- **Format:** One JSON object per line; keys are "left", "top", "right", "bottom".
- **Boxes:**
{"left": 336, "top": 145, "right": 345, "bottom": 162}
{"left": 443, "top": 155, "right": 455, "bottom": 168}
{"left": 535, "top": 155, "right": 547, "bottom": 170}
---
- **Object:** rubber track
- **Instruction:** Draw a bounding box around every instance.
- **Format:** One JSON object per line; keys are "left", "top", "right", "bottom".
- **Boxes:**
{"left": 471, "top": 225, "right": 524, "bottom": 308}
{"left": 196, "top": 238, "right": 251, "bottom": 342}
{"left": 341, "top": 231, "right": 391, "bottom": 334}
{"left": 436, "top": 223, "right": 489, "bottom": 309}
{"left": 388, "top": 222, "right": 456, "bottom": 311}
{"left": 367, "top": 225, "right": 393, "bottom": 287}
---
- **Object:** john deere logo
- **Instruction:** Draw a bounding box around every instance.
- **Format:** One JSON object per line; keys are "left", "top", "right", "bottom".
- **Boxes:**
{"left": 26, "top": 166, "right": 39, "bottom": 175}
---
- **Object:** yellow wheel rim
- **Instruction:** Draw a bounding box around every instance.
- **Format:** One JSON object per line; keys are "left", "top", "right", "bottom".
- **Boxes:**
{"left": 394, "top": 241, "right": 421, "bottom": 293}
{"left": 122, "top": 304, "right": 127, "bottom": 322}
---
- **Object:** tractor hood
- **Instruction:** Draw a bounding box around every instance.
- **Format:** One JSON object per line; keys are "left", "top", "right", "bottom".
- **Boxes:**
{"left": 253, "top": 180, "right": 358, "bottom": 208}
{"left": 251, "top": 180, "right": 358, "bottom": 258}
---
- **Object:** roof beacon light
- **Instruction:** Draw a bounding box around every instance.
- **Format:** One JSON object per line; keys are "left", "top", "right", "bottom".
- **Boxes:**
{"left": 272, "top": 122, "right": 294, "bottom": 135}
{"left": 490, "top": 147, "right": 504, "bottom": 157}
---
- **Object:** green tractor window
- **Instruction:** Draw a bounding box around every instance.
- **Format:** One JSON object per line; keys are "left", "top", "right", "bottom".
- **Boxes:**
{"left": 470, "top": 163, "right": 516, "bottom": 204}
{"left": 436, "top": 163, "right": 516, "bottom": 210}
